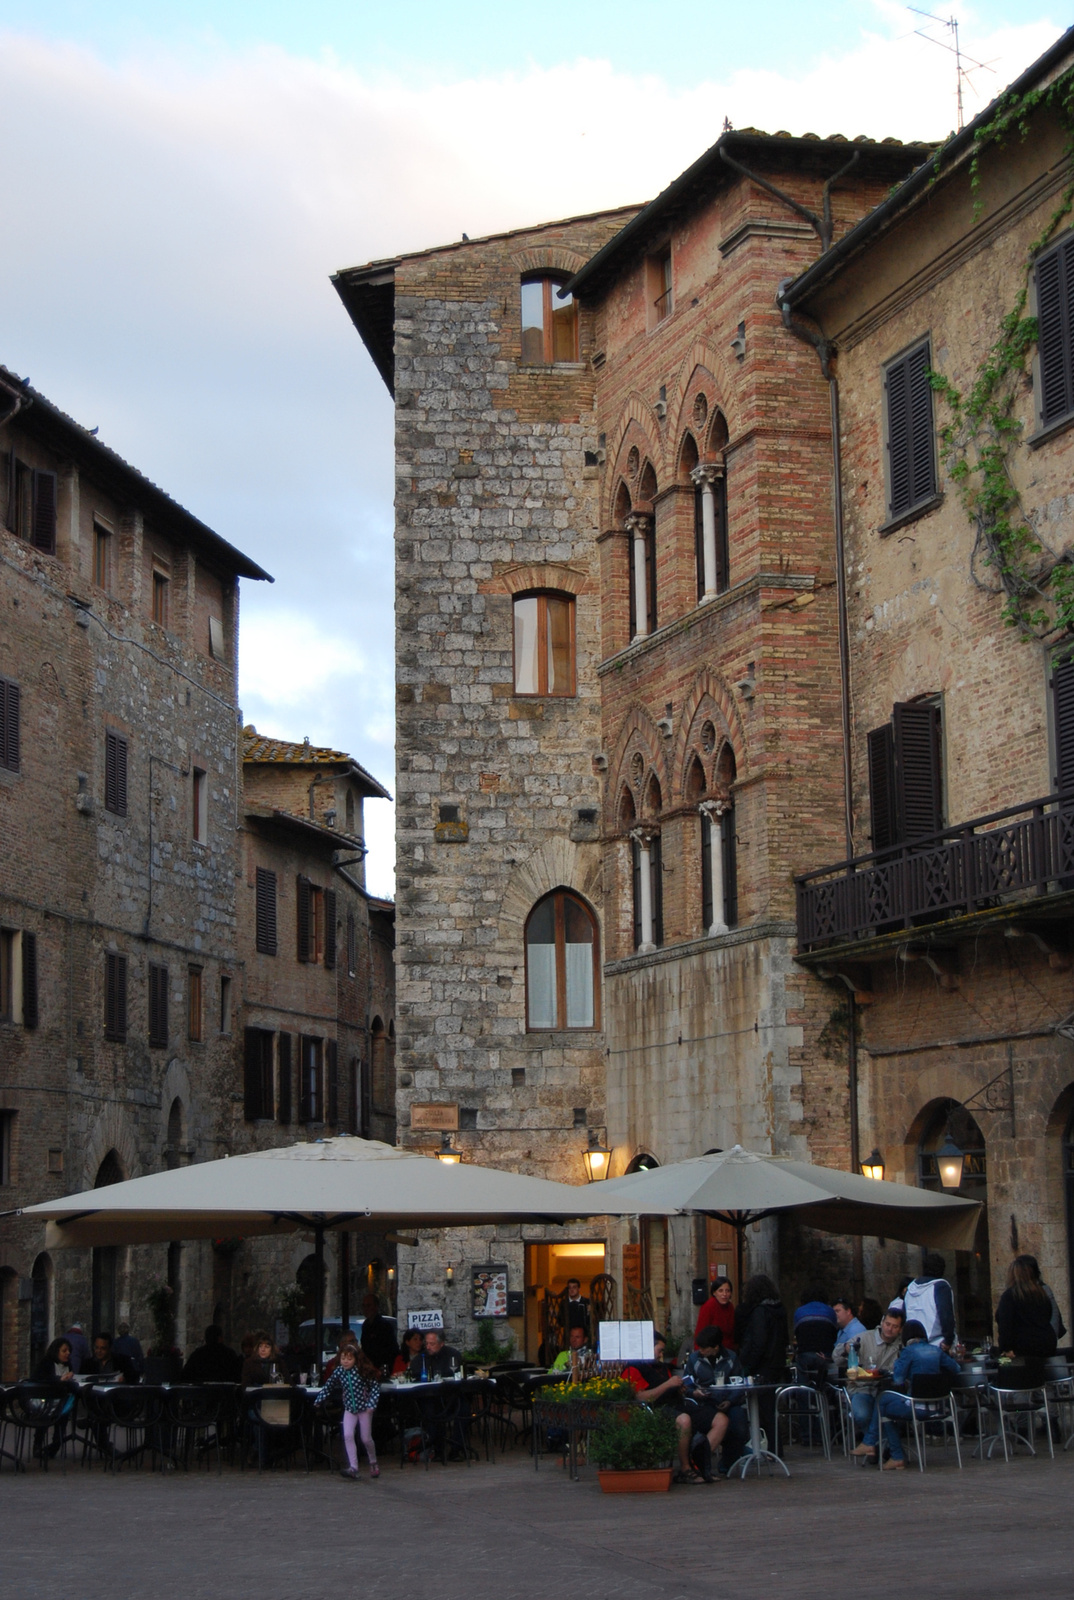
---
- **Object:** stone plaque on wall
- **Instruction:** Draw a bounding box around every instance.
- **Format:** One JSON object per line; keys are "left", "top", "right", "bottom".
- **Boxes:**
{"left": 410, "top": 1102, "right": 459, "bottom": 1131}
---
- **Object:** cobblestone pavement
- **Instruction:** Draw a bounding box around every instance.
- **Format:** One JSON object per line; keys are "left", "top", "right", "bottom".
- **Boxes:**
{"left": 2, "top": 1446, "right": 1073, "bottom": 1599}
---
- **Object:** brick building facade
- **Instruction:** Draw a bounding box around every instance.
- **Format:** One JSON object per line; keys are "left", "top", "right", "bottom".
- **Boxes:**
{"left": 783, "top": 33, "right": 1074, "bottom": 1339}
{"left": 335, "top": 133, "right": 932, "bottom": 1349}
{"left": 0, "top": 367, "right": 270, "bottom": 1375}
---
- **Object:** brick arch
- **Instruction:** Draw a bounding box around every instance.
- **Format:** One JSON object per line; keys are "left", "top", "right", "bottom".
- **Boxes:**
{"left": 604, "top": 399, "right": 665, "bottom": 524}
{"left": 499, "top": 838, "right": 602, "bottom": 942}
{"left": 667, "top": 346, "right": 741, "bottom": 453}
{"left": 161, "top": 1057, "right": 192, "bottom": 1158}
{"left": 677, "top": 429, "right": 700, "bottom": 478}
{"left": 606, "top": 706, "right": 668, "bottom": 831}
{"left": 479, "top": 560, "right": 592, "bottom": 597}
{"left": 81, "top": 1103, "right": 140, "bottom": 1191}
{"left": 511, "top": 246, "right": 591, "bottom": 276}
{"left": 672, "top": 669, "right": 749, "bottom": 801}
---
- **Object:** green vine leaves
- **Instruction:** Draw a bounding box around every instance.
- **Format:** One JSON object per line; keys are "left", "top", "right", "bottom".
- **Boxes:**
{"left": 927, "top": 64, "right": 1074, "bottom": 640}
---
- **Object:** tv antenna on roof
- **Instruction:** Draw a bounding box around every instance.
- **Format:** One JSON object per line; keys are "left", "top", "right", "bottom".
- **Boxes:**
{"left": 907, "top": 8, "right": 995, "bottom": 131}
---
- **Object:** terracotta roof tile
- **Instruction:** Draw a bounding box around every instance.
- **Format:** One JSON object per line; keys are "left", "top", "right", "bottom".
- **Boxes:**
{"left": 242, "top": 726, "right": 391, "bottom": 799}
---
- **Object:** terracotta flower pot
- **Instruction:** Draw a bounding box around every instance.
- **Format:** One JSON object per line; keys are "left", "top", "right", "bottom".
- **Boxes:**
{"left": 597, "top": 1467, "right": 674, "bottom": 1494}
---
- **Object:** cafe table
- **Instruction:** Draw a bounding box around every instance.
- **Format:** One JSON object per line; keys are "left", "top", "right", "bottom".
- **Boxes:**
{"left": 380, "top": 1375, "right": 497, "bottom": 1466}
{"left": 724, "top": 1382, "right": 790, "bottom": 1479}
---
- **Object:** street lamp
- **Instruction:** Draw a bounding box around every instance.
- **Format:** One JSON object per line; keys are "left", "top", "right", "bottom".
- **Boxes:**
{"left": 582, "top": 1131, "right": 610, "bottom": 1182}
{"left": 437, "top": 1134, "right": 462, "bottom": 1165}
{"left": 936, "top": 1131, "right": 965, "bottom": 1190}
{"left": 860, "top": 1148, "right": 885, "bottom": 1182}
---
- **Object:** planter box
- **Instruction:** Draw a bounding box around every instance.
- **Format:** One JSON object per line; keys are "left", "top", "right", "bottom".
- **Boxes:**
{"left": 597, "top": 1467, "right": 674, "bottom": 1494}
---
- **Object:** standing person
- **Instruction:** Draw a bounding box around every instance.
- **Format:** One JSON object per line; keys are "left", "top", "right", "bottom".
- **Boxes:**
{"left": 1021, "top": 1255, "right": 1067, "bottom": 1342}
{"left": 317, "top": 1343, "right": 381, "bottom": 1480}
{"left": 995, "top": 1256, "right": 1059, "bottom": 1358}
{"left": 736, "top": 1274, "right": 789, "bottom": 1451}
{"left": 902, "top": 1253, "right": 956, "bottom": 1348}
{"left": 694, "top": 1277, "right": 736, "bottom": 1350}
{"left": 562, "top": 1279, "right": 591, "bottom": 1340}
{"left": 360, "top": 1293, "right": 399, "bottom": 1376}
{"left": 182, "top": 1325, "right": 242, "bottom": 1384}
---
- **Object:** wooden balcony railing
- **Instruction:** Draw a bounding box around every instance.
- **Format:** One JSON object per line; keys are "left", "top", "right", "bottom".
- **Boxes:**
{"left": 795, "top": 791, "right": 1074, "bottom": 952}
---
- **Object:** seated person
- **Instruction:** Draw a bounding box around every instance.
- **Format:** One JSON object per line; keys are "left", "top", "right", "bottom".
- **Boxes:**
{"left": 408, "top": 1329, "right": 462, "bottom": 1382}
{"left": 836, "top": 1305, "right": 905, "bottom": 1443}
{"left": 113, "top": 1322, "right": 145, "bottom": 1379}
{"left": 793, "top": 1285, "right": 838, "bottom": 1359}
{"left": 393, "top": 1328, "right": 425, "bottom": 1375}
{"left": 182, "top": 1324, "right": 242, "bottom": 1384}
{"left": 623, "top": 1332, "right": 684, "bottom": 1409}
{"left": 674, "top": 1328, "right": 747, "bottom": 1482}
{"left": 551, "top": 1326, "right": 592, "bottom": 1372}
{"left": 832, "top": 1296, "right": 868, "bottom": 1345}
{"left": 81, "top": 1331, "right": 138, "bottom": 1384}
{"left": 853, "top": 1319, "right": 959, "bottom": 1469}
{"left": 241, "top": 1331, "right": 290, "bottom": 1388}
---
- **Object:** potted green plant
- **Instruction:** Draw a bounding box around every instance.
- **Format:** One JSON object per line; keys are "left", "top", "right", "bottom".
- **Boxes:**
{"left": 590, "top": 1407, "right": 677, "bottom": 1493}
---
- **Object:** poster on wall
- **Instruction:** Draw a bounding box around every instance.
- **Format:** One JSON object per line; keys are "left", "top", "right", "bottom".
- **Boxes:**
{"left": 471, "top": 1264, "right": 509, "bottom": 1320}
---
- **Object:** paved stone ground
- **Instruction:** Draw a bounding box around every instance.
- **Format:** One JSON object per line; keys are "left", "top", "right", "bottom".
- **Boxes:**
{"left": 2, "top": 1443, "right": 1073, "bottom": 1599}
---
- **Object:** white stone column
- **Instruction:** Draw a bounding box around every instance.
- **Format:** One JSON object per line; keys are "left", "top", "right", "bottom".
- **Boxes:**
{"left": 700, "top": 800, "right": 729, "bottom": 935}
{"left": 631, "top": 826, "right": 655, "bottom": 952}
{"left": 626, "top": 513, "right": 652, "bottom": 640}
{"left": 691, "top": 463, "right": 724, "bottom": 600}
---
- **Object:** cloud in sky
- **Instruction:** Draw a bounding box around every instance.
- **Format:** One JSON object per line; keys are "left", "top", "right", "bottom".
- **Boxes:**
{"left": 0, "top": 11, "right": 1061, "bottom": 893}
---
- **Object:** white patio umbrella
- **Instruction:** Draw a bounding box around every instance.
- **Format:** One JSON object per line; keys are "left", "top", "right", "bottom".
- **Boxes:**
{"left": 15, "top": 1135, "right": 604, "bottom": 1361}
{"left": 594, "top": 1144, "right": 981, "bottom": 1285}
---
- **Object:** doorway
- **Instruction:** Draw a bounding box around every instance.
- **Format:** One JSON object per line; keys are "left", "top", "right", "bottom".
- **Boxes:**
{"left": 918, "top": 1101, "right": 992, "bottom": 1343}
{"left": 524, "top": 1241, "right": 606, "bottom": 1362}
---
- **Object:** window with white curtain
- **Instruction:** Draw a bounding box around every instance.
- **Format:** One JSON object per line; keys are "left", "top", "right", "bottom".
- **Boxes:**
{"left": 525, "top": 889, "right": 599, "bottom": 1031}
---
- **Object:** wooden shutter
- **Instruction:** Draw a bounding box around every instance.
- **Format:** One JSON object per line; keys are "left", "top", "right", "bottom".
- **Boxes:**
{"left": 31, "top": 470, "right": 57, "bottom": 553}
{"left": 1037, "top": 239, "right": 1074, "bottom": 427}
{"left": 893, "top": 700, "right": 944, "bottom": 841}
{"left": 323, "top": 888, "right": 337, "bottom": 970}
{"left": 887, "top": 342, "right": 936, "bottom": 519}
{"left": 148, "top": 964, "right": 168, "bottom": 1047}
{"left": 277, "top": 1032, "right": 293, "bottom": 1125}
{"left": 244, "top": 1028, "right": 264, "bottom": 1120}
{"left": 105, "top": 952, "right": 127, "bottom": 1042}
{"left": 1052, "top": 651, "right": 1074, "bottom": 793}
{"left": 867, "top": 724, "right": 898, "bottom": 852}
{"left": 21, "top": 931, "right": 38, "bottom": 1029}
{"left": 694, "top": 488, "right": 705, "bottom": 603}
{"left": 650, "top": 832, "right": 664, "bottom": 947}
{"left": 0, "top": 678, "right": 18, "bottom": 772}
{"left": 296, "top": 875, "right": 312, "bottom": 962}
{"left": 105, "top": 731, "right": 128, "bottom": 816}
{"left": 700, "top": 813, "right": 713, "bottom": 931}
{"left": 255, "top": 867, "right": 277, "bottom": 955}
{"left": 326, "top": 1039, "right": 338, "bottom": 1124}
{"left": 631, "top": 838, "right": 643, "bottom": 950}
{"left": 299, "top": 1038, "right": 312, "bottom": 1123}
{"left": 721, "top": 804, "right": 738, "bottom": 928}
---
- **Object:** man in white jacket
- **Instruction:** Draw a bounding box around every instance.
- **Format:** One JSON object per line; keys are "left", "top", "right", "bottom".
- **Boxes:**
{"left": 902, "top": 1253, "right": 956, "bottom": 1348}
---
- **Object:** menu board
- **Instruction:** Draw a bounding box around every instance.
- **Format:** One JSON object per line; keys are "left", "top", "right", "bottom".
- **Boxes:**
{"left": 597, "top": 1320, "right": 655, "bottom": 1363}
{"left": 472, "top": 1264, "right": 509, "bottom": 1320}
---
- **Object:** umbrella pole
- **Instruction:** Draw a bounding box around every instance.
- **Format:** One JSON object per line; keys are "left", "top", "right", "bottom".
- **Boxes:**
{"left": 340, "top": 1230, "right": 350, "bottom": 1339}
{"left": 314, "top": 1225, "right": 325, "bottom": 1378}
{"left": 735, "top": 1217, "right": 744, "bottom": 1298}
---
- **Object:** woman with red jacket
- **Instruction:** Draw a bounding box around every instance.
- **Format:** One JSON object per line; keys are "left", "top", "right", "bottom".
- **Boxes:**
{"left": 694, "top": 1277, "right": 736, "bottom": 1349}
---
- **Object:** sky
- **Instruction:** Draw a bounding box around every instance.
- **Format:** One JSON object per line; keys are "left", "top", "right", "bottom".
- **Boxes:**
{"left": 0, "top": 1, "right": 1062, "bottom": 894}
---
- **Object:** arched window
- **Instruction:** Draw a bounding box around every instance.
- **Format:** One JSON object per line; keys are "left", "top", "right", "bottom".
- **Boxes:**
{"left": 30, "top": 1253, "right": 52, "bottom": 1371}
{"left": 525, "top": 890, "right": 599, "bottom": 1030}
{"left": 513, "top": 592, "right": 575, "bottom": 696}
{"left": 521, "top": 275, "right": 578, "bottom": 364}
{"left": 165, "top": 1098, "right": 183, "bottom": 1170}
{"left": 92, "top": 1152, "right": 122, "bottom": 1336}
{"left": 917, "top": 1101, "right": 992, "bottom": 1343}
{"left": 701, "top": 742, "right": 737, "bottom": 935}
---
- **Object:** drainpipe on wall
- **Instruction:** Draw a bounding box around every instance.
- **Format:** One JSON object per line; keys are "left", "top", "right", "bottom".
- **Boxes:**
{"left": 778, "top": 287, "right": 863, "bottom": 1298}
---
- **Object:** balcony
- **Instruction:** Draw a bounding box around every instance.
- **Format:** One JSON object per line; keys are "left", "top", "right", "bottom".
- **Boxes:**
{"left": 795, "top": 791, "right": 1074, "bottom": 955}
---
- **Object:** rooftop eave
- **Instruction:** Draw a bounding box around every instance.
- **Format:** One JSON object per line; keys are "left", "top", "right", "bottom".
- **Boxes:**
{"left": 331, "top": 261, "right": 399, "bottom": 398}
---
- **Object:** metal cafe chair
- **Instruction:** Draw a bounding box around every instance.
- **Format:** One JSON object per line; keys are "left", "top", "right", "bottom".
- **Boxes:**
{"left": 88, "top": 1385, "right": 165, "bottom": 1471}
{"left": 1042, "top": 1356, "right": 1074, "bottom": 1449}
{"left": 949, "top": 1368, "right": 988, "bottom": 1453}
{"left": 0, "top": 1385, "right": 23, "bottom": 1473}
{"left": 982, "top": 1362, "right": 1055, "bottom": 1462}
{"left": 243, "top": 1387, "right": 310, "bottom": 1473}
{"left": 3, "top": 1383, "right": 76, "bottom": 1471}
{"left": 775, "top": 1372, "right": 832, "bottom": 1461}
{"left": 162, "top": 1385, "right": 225, "bottom": 1473}
{"left": 904, "top": 1373, "right": 963, "bottom": 1471}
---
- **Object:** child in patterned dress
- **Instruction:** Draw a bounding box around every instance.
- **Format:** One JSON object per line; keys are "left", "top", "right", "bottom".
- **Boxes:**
{"left": 316, "top": 1343, "right": 381, "bottom": 1479}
